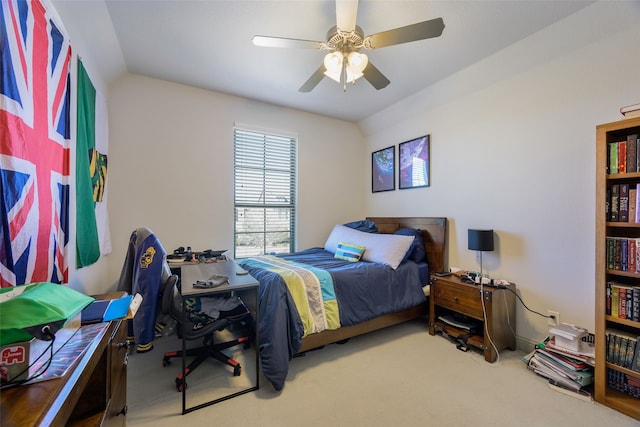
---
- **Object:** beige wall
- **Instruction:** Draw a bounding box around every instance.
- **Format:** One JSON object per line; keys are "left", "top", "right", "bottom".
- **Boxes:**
{"left": 361, "top": 1, "right": 640, "bottom": 343}
{"left": 102, "top": 75, "right": 365, "bottom": 289}
{"left": 63, "top": 1, "right": 640, "bottom": 346}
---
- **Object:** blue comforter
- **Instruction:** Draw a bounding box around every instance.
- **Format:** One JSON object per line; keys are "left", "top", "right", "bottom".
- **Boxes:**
{"left": 238, "top": 247, "right": 427, "bottom": 391}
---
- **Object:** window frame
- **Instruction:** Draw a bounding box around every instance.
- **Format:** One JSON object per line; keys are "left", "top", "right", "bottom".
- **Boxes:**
{"left": 233, "top": 125, "right": 297, "bottom": 259}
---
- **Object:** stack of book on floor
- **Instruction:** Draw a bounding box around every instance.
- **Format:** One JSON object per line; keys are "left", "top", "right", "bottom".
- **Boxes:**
{"left": 522, "top": 324, "right": 595, "bottom": 401}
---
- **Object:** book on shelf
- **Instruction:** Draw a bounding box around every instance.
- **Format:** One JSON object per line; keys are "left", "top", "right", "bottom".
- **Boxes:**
{"left": 629, "top": 188, "right": 637, "bottom": 225}
{"left": 612, "top": 284, "right": 620, "bottom": 318}
{"left": 637, "top": 137, "right": 640, "bottom": 173}
{"left": 610, "top": 184, "right": 620, "bottom": 221}
{"left": 607, "top": 134, "right": 640, "bottom": 176}
{"left": 605, "top": 184, "right": 640, "bottom": 224}
{"left": 636, "top": 183, "right": 640, "bottom": 223}
{"left": 605, "top": 328, "right": 639, "bottom": 370}
{"left": 609, "top": 142, "right": 619, "bottom": 174}
{"left": 605, "top": 281, "right": 640, "bottom": 321}
{"left": 629, "top": 134, "right": 638, "bottom": 173}
{"left": 608, "top": 238, "right": 637, "bottom": 271}
{"left": 621, "top": 103, "right": 640, "bottom": 119}
{"left": 606, "top": 238, "right": 613, "bottom": 270}
{"left": 632, "top": 339, "right": 640, "bottom": 372}
{"left": 620, "top": 285, "right": 629, "bottom": 319}
{"left": 619, "top": 140, "right": 627, "bottom": 174}
{"left": 608, "top": 369, "right": 640, "bottom": 398}
{"left": 612, "top": 238, "right": 620, "bottom": 270}
{"left": 620, "top": 183, "right": 630, "bottom": 222}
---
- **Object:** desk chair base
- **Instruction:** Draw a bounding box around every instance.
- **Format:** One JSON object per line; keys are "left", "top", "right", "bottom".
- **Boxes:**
{"left": 162, "top": 335, "right": 251, "bottom": 392}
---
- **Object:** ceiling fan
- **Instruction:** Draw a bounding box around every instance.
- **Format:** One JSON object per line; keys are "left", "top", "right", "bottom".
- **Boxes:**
{"left": 252, "top": 0, "right": 445, "bottom": 92}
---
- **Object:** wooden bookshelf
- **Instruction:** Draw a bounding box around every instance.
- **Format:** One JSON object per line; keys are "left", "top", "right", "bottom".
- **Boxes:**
{"left": 595, "top": 116, "right": 640, "bottom": 420}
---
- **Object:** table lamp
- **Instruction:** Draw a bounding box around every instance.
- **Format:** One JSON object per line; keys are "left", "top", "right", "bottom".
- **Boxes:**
{"left": 468, "top": 229, "right": 494, "bottom": 284}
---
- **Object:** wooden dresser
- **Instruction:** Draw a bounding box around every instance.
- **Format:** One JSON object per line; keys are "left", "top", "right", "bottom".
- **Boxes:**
{"left": 0, "top": 319, "right": 129, "bottom": 426}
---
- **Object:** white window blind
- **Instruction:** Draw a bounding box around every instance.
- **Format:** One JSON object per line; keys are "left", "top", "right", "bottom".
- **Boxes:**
{"left": 233, "top": 127, "right": 297, "bottom": 258}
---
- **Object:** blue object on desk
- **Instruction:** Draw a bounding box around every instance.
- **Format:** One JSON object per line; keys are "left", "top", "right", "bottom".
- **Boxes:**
{"left": 81, "top": 296, "right": 132, "bottom": 324}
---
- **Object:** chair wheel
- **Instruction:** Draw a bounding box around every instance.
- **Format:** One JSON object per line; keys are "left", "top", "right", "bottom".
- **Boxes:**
{"left": 162, "top": 357, "right": 171, "bottom": 367}
{"left": 243, "top": 342, "right": 251, "bottom": 350}
{"left": 176, "top": 378, "right": 187, "bottom": 392}
{"left": 233, "top": 365, "right": 241, "bottom": 376}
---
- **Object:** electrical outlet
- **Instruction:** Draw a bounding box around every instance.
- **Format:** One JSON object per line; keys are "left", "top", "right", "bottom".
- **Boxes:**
{"left": 547, "top": 310, "right": 560, "bottom": 327}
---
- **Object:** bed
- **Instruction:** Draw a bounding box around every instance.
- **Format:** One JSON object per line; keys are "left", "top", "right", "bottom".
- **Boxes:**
{"left": 238, "top": 216, "right": 447, "bottom": 391}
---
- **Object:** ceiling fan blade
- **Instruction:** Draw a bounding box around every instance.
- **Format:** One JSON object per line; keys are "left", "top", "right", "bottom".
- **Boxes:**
{"left": 299, "top": 65, "right": 326, "bottom": 93}
{"left": 365, "top": 17, "right": 445, "bottom": 49}
{"left": 363, "top": 62, "right": 390, "bottom": 90}
{"left": 336, "top": 0, "right": 358, "bottom": 32}
{"left": 253, "top": 35, "right": 325, "bottom": 50}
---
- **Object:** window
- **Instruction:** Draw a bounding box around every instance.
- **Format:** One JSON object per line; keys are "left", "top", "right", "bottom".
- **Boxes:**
{"left": 233, "top": 127, "right": 297, "bottom": 258}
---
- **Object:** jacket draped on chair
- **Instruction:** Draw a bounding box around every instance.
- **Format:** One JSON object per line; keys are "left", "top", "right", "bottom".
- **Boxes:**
{"left": 117, "top": 227, "right": 170, "bottom": 352}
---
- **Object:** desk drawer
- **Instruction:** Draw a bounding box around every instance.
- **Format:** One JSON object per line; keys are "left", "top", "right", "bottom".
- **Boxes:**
{"left": 433, "top": 282, "right": 483, "bottom": 319}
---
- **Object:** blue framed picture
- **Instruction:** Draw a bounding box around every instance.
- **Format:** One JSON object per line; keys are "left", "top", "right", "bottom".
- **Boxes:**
{"left": 399, "top": 135, "right": 430, "bottom": 189}
{"left": 372, "top": 146, "right": 395, "bottom": 193}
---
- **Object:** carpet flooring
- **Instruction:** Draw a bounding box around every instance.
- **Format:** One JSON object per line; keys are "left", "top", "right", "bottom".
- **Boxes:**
{"left": 125, "top": 319, "right": 638, "bottom": 426}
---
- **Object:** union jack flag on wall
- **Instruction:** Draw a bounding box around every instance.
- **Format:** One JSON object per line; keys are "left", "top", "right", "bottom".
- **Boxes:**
{"left": 0, "top": 0, "right": 72, "bottom": 287}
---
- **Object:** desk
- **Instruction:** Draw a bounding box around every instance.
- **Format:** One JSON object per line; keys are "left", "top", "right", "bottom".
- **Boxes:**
{"left": 175, "top": 260, "right": 259, "bottom": 414}
{"left": 0, "top": 319, "right": 128, "bottom": 426}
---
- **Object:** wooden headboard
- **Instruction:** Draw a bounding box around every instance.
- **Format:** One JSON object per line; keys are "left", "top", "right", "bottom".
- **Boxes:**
{"left": 366, "top": 217, "right": 448, "bottom": 274}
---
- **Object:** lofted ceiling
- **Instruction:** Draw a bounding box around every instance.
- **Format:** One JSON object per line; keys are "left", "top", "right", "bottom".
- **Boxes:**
{"left": 52, "top": 0, "right": 594, "bottom": 123}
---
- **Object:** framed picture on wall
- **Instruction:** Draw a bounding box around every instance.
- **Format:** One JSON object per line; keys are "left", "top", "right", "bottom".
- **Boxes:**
{"left": 372, "top": 146, "right": 395, "bottom": 193}
{"left": 399, "top": 135, "right": 430, "bottom": 189}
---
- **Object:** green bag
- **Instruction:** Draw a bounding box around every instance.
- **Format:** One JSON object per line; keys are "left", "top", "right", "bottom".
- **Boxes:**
{"left": 0, "top": 282, "right": 94, "bottom": 345}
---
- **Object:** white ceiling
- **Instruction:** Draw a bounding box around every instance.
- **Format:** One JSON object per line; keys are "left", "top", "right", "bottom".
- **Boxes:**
{"left": 52, "top": 0, "right": 595, "bottom": 123}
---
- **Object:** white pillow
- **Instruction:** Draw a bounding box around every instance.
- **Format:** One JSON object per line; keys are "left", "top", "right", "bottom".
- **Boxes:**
{"left": 324, "top": 224, "right": 414, "bottom": 270}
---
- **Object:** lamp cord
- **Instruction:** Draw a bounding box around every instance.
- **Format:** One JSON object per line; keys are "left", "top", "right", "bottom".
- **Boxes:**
{"left": 479, "top": 281, "right": 501, "bottom": 363}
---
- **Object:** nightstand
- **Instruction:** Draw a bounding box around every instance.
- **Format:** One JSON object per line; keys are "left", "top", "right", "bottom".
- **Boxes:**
{"left": 428, "top": 274, "right": 516, "bottom": 362}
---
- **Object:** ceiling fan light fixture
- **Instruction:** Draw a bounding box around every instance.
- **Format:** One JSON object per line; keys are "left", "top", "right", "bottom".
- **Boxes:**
{"left": 345, "top": 68, "right": 363, "bottom": 84}
{"left": 323, "top": 51, "right": 343, "bottom": 82}
{"left": 324, "top": 68, "right": 342, "bottom": 83}
{"left": 347, "top": 51, "right": 368, "bottom": 74}
{"left": 254, "top": 1, "right": 445, "bottom": 93}
{"left": 324, "top": 52, "right": 343, "bottom": 72}
{"left": 345, "top": 51, "right": 368, "bottom": 83}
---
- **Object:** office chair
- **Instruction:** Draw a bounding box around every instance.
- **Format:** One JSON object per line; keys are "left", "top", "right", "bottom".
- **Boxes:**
{"left": 159, "top": 274, "right": 253, "bottom": 392}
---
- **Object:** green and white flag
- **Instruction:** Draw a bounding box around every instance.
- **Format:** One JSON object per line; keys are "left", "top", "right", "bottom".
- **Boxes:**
{"left": 76, "top": 60, "right": 111, "bottom": 267}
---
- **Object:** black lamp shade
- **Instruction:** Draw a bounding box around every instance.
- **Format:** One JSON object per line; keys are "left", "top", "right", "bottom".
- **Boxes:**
{"left": 468, "top": 229, "right": 494, "bottom": 252}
